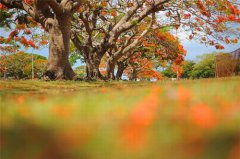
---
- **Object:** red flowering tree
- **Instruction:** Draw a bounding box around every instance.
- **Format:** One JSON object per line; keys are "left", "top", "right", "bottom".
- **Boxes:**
{"left": 1, "top": 0, "right": 240, "bottom": 80}
{"left": 0, "top": 0, "right": 82, "bottom": 80}
{"left": 71, "top": 0, "right": 240, "bottom": 80}
{"left": 121, "top": 28, "right": 186, "bottom": 81}
{"left": 0, "top": 51, "right": 47, "bottom": 79}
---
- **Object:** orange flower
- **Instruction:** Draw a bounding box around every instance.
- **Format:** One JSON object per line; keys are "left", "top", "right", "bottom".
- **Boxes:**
{"left": 177, "top": 86, "right": 192, "bottom": 105}
{"left": 120, "top": 124, "right": 147, "bottom": 150}
{"left": 0, "top": 3, "right": 7, "bottom": 10}
{"left": 190, "top": 103, "right": 217, "bottom": 129}
{"left": 119, "top": 86, "right": 161, "bottom": 150}
{"left": 99, "top": 87, "right": 108, "bottom": 93}
{"left": 28, "top": 40, "right": 36, "bottom": 48}
{"left": 215, "top": 44, "right": 225, "bottom": 50}
{"left": 17, "top": 95, "right": 25, "bottom": 104}
{"left": 51, "top": 105, "right": 72, "bottom": 119}
{"left": 25, "top": 29, "right": 32, "bottom": 34}
{"left": 110, "top": 10, "right": 117, "bottom": 16}
{"left": 101, "top": 10, "right": 107, "bottom": 16}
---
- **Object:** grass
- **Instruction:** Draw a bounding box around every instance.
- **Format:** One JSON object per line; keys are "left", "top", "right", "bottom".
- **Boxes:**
{"left": 0, "top": 77, "right": 240, "bottom": 159}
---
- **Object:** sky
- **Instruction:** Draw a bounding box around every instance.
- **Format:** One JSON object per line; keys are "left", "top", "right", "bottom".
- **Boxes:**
{"left": 183, "top": 40, "right": 240, "bottom": 60}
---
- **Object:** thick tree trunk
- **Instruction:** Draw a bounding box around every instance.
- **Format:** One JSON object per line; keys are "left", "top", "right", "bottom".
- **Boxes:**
{"left": 85, "top": 52, "right": 103, "bottom": 80}
{"left": 43, "top": 14, "right": 75, "bottom": 80}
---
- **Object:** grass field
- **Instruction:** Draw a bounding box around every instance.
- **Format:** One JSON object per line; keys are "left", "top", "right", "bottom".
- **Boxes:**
{"left": 0, "top": 77, "right": 240, "bottom": 159}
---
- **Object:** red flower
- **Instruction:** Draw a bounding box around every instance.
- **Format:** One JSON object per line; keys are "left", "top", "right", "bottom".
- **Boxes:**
{"left": 183, "top": 13, "right": 191, "bottom": 19}
{"left": 0, "top": 3, "right": 6, "bottom": 10}
{"left": 25, "top": 29, "right": 32, "bottom": 34}
{"left": 28, "top": 40, "right": 36, "bottom": 48}
{"left": 215, "top": 44, "right": 224, "bottom": 50}
{"left": 20, "top": 36, "right": 28, "bottom": 45}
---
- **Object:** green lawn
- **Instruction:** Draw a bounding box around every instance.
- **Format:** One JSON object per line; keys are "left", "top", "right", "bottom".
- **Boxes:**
{"left": 0, "top": 77, "right": 240, "bottom": 159}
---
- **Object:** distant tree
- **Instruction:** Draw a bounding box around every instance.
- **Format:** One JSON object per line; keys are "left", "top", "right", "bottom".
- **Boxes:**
{"left": 74, "top": 65, "right": 86, "bottom": 79}
{"left": 69, "top": 42, "right": 84, "bottom": 66}
{"left": 69, "top": 53, "right": 83, "bottom": 67}
{"left": 182, "top": 60, "right": 195, "bottom": 79}
{"left": 161, "top": 65, "right": 176, "bottom": 78}
{"left": 191, "top": 53, "right": 216, "bottom": 79}
{"left": 0, "top": 51, "right": 47, "bottom": 79}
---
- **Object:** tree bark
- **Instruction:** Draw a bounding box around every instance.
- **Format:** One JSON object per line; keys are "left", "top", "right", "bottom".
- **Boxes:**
{"left": 116, "top": 61, "right": 127, "bottom": 80}
{"left": 129, "top": 68, "right": 138, "bottom": 81}
{"left": 43, "top": 14, "right": 75, "bottom": 80}
{"left": 85, "top": 52, "right": 103, "bottom": 80}
{"left": 106, "top": 58, "right": 116, "bottom": 80}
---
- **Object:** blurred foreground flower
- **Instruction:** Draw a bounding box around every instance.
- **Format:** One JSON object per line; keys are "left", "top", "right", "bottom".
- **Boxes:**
{"left": 120, "top": 86, "right": 161, "bottom": 150}
{"left": 17, "top": 95, "right": 25, "bottom": 104}
{"left": 177, "top": 86, "right": 192, "bottom": 105}
{"left": 190, "top": 103, "right": 217, "bottom": 129}
{"left": 51, "top": 105, "right": 74, "bottom": 119}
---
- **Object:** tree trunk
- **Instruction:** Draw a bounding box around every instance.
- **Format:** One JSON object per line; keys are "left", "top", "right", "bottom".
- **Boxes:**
{"left": 43, "top": 14, "right": 75, "bottom": 80}
{"left": 106, "top": 58, "right": 116, "bottom": 80}
{"left": 129, "top": 68, "right": 137, "bottom": 81}
{"left": 85, "top": 52, "right": 103, "bottom": 80}
{"left": 116, "top": 61, "right": 127, "bottom": 80}
{"left": 3, "top": 69, "right": 7, "bottom": 80}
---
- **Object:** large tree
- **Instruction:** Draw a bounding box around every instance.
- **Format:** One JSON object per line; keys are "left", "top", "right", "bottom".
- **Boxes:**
{"left": 0, "top": 0, "right": 83, "bottom": 80}
{"left": 71, "top": 0, "right": 240, "bottom": 80}
{"left": 1, "top": 0, "right": 240, "bottom": 81}
{"left": 71, "top": 0, "right": 177, "bottom": 80}
{"left": 114, "top": 27, "right": 187, "bottom": 80}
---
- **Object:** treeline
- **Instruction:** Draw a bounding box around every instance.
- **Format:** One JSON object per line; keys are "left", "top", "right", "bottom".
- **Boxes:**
{"left": 161, "top": 53, "right": 236, "bottom": 79}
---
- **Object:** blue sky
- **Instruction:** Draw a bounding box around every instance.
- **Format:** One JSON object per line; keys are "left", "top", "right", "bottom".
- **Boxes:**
{"left": 183, "top": 40, "right": 239, "bottom": 60}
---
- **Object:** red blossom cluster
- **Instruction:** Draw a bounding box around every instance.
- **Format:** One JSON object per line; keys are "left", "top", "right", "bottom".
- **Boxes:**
{"left": 24, "top": 0, "right": 33, "bottom": 5}
{"left": 0, "top": 3, "right": 6, "bottom": 10}
{"left": 184, "top": 13, "right": 191, "bottom": 19}
{"left": 196, "top": 0, "right": 211, "bottom": 17}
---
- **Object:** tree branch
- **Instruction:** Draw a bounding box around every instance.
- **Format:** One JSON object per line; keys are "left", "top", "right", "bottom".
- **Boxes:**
{"left": 48, "top": 0, "right": 64, "bottom": 15}
{"left": 113, "top": 13, "right": 155, "bottom": 60}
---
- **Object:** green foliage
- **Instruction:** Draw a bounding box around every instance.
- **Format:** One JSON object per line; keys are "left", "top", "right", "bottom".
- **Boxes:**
{"left": 69, "top": 42, "right": 84, "bottom": 66}
{"left": 0, "top": 52, "right": 47, "bottom": 79}
{"left": 161, "top": 55, "right": 216, "bottom": 79}
{"left": 191, "top": 53, "right": 216, "bottom": 79}
{"left": 69, "top": 53, "right": 82, "bottom": 66}
{"left": 74, "top": 65, "right": 86, "bottom": 78}
{"left": 161, "top": 65, "right": 176, "bottom": 78}
{"left": 0, "top": 10, "right": 15, "bottom": 28}
{"left": 181, "top": 60, "right": 195, "bottom": 78}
